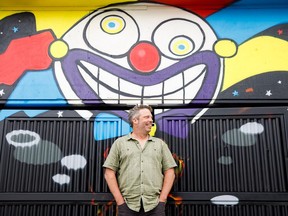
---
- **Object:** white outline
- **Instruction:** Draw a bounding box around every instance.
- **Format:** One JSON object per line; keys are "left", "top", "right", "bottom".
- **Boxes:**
{"left": 6, "top": 130, "right": 41, "bottom": 147}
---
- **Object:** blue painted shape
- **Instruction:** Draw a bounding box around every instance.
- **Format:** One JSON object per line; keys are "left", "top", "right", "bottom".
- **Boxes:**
{"left": 207, "top": 0, "right": 288, "bottom": 44}
{"left": 0, "top": 109, "right": 46, "bottom": 121}
{"left": 6, "top": 68, "right": 66, "bottom": 106}
{"left": 94, "top": 113, "right": 131, "bottom": 141}
{"left": 0, "top": 68, "right": 66, "bottom": 121}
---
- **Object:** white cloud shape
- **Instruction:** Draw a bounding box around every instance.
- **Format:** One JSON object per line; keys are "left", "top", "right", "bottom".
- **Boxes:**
{"left": 61, "top": 154, "right": 87, "bottom": 170}
{"left": 240, "top": 122, "right": 264, "bottom": 134}
{"left": 222, "top": 129, "right": 256, "bottom": 146}
{"left": 6, "top": 130, "right": 41, "bottom": 147}
{"left": 52, "top": 174, "right": 71, "bottom": 185}
{"left": 218, "top": 156, "right": 233, "bottom": 165}
{"left": 211, "top": 195, "right": 239, "bottom": 206}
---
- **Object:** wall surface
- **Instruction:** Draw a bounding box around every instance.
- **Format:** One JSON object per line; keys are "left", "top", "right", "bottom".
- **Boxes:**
{"left": 0, "top": 0, "right": 288, "bottom": 215}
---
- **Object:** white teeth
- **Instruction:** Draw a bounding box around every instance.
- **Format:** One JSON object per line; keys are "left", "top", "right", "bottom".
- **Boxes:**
{"left": 76, "top": 61, "right": 206, "bottom": 109}
{"left": 143, "top": 83, "right": 163, "bottom": 97}
{"left": 184, "top": 71, "right": 205, "bottom": 103}
{"left": 81, "top": 61, "right": 119, "bottom": 91}
{"left": 164, "top": 89, "right": 184, "bottom": 104}
{"left": 164, "top": 73, "right": 183, "bottom": 94}
{"left": 98, "top": 68, "right": 120, "bottom": 90}
{"left": 80, "top": 61, "right": 99, "bottom": 78}
{"left": 119, "top": 79, "right": 143, "bottom": 97}
{"left": 183, "top": 65, "right": 205, "bottom": 85}
{"left": 78, "top": 64, "right": 99, "bottom": 95}
{"left": 99, "top": 84, "right": 119, "bottom": 104}
{"left": 118, "top": 96, "right": 141, "bottom": 105}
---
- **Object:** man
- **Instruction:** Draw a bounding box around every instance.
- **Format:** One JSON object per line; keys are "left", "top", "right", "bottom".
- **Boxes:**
{"left": 103, "top": 104, "right": 177, "bottom": 216}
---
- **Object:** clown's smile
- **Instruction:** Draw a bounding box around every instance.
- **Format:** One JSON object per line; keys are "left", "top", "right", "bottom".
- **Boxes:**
{"left": 55, "top": 48, "right": 220, "bottom": 108}
{"left": 79, "top": 60, "right": 205, "bottom": 104}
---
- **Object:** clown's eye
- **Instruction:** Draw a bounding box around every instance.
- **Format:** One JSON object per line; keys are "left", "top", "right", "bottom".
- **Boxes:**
{"left": 85, "top": 10, "right": 139, "bottom": 57}
{"left": 101, "top": 16, "right": 125, "bottom": 34}
{"left": 169, "top": 36, "right": 194, "bottom": 56}
{"left": 153, "top": 19, "right": 204, "bottom": 60}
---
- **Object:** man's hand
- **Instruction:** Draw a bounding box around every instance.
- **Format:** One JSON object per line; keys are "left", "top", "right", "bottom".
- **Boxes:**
{"left": 159, "top": 168, "right": 175, "bottom": 202}
{"left": 104, "top": 168, "right": 125, "bottom": 205}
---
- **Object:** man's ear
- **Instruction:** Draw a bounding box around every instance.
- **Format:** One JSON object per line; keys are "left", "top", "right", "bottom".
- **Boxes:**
{"left": 132, "top": 117, "right": 138, "bottom": 125}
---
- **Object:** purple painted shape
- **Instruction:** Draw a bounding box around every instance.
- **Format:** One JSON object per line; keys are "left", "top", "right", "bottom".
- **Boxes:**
{"left": 61, "top": 49, "right": 220, "bottom": 100}
{"left": 60, "top": 49, "right": 221, "bottom": 137}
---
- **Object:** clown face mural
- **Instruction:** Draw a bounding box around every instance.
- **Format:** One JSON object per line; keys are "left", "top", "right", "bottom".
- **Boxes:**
{"left": 2, "top": 1, "right": 288, "bottom": 214}
{"left": 52, "top": 2, "right": 224, "bottom": 137}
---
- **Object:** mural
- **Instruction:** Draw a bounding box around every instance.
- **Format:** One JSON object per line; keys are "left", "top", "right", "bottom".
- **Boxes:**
{"left": 0, "top": 0, "right": 288, "bottom": 214}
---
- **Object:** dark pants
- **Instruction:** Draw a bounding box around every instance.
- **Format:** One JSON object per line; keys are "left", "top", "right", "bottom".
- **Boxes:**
{"left": 118, "top": 202, "right": 166, "bottom": 216}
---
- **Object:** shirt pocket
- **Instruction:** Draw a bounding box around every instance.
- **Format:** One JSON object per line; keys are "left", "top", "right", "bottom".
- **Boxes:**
{"left": 119, "top": 144, "right": 141, "bottom": 168}
{"left": 148, "top": 144, "right": 162, "bottom": 161}
{"left": 145, "top": 144, "right": 163, "bottom": 173}
{"left": 119, "top": 145, "right": 134, "bottom": 161}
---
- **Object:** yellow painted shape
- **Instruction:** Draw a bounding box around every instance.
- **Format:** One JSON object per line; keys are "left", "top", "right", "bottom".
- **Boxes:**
{"left": 50, "top": 40, "right": 69, "bottom": 59}
{"left": 35, "top": 11, "right": 90, "bottom": 38}
{"left": 0, "top": 10, "right": 89, "bottom": 38}
{"left": 214, "top": 39, "right": 237, "bottom": 58}
{"left": 149, "top": 124, "right": 157, "bottom": 137}
{"left": 0, "top": 0, "right": 137, "bottom": 38}
{"left": 222, "top": 36, "right": 288, "bottom": 91}
{"left": 0, "top": 0, "right": 127, "bottom": 8}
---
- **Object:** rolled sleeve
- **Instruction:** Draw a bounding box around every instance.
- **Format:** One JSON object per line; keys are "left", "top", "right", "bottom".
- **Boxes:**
{"left": 162, "top": 141, "right": 177, "bottom": 172}
{"left": 103, "top": 141, "right": 120, "bottom": 172}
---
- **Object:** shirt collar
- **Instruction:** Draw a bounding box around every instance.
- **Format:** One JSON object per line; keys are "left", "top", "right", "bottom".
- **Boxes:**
{"left": 127, "top": 132, "right": 154, "bottom": 142}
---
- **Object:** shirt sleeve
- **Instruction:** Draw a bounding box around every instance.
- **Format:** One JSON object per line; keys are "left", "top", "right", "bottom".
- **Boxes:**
{"left": 161, "top": 141, "right": 177, "bottom": 172}
{"left": 103, "top": 139, "right": 120, "bottom": 172}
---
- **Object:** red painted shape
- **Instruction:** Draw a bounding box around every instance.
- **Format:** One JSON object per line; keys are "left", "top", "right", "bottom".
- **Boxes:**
{"left": 278, "top": 29, "right": 283, "bottom": 35}
{"left": 151, "top": 0, "right": 236, "bottom": 17}
{"left": 129, "top": 42, "right": 160, "bottom": 73}
{"left": 246, "top": 87, "right": 254, "bottom": 93}
{"left": 0, "top": 30, "right": 55, "bottom": 85}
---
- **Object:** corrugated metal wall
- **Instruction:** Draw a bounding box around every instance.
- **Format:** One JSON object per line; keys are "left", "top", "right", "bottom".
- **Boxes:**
{"left": 0, "top": 203, "right": 288, "bottom": 216}
{"left": 0, "top": 108, "right": 288, "bottom": 215}
{"left": 163, "top": 115, "right": 287, "bottom": 193}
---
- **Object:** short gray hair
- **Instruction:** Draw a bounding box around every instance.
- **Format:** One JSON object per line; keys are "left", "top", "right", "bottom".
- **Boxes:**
{"left": 128, "top": 104, "right": 153, "bottom": 126}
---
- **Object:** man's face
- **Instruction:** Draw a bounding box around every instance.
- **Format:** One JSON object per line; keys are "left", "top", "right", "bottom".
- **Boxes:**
{"left": 133, "top": 108, "right": 153, "bottom": 134}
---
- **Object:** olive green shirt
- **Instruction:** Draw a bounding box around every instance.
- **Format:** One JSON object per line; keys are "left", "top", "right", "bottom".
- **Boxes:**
{"left": 103, "top": 133, "right": 177, "bottom": 212}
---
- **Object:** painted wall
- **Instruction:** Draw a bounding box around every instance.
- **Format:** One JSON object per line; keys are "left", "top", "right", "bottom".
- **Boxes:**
{"left": 1, "top": 0, "right": 288, "bottom": 215}
{"left": 2, "top": 0, "right": 288, "bottom": 132}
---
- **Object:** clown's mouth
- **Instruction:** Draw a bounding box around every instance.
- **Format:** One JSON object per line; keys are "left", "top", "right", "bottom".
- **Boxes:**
{"left": 77, "top": 61, "right": 206, "bottom": 105}
{"left": 55, "top": 49, "right": 220, "bottom": 112}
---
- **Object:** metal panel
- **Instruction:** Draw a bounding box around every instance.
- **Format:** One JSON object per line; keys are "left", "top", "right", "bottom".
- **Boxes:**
{"left": 160, "top": 115, "right": 288, "bottom": 193}
{"left": 0, "top": 109, "right": 288, "bottom": 215}
{"left": 0, "top": 116, "right": 121, "bottom": 193}
{"left": 0, "top": 203, "right": 287, "bottom": 216}
{"left": 0, "top": 204, "right": 117, "bottom": 216}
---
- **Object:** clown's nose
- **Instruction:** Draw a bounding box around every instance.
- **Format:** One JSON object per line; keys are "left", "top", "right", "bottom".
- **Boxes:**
{"left": 129, "top": 42, "right": 160, "bottom": 73}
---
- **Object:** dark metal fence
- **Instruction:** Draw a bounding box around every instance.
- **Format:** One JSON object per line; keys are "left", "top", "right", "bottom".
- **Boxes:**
{"left": 0, "top": 107, "right": 287, "bottom": 215}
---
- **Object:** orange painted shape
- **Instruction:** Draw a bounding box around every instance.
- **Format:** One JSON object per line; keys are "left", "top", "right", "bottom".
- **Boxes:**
{"left": 246, "top": 88, "right": 254, "bottom": 93}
